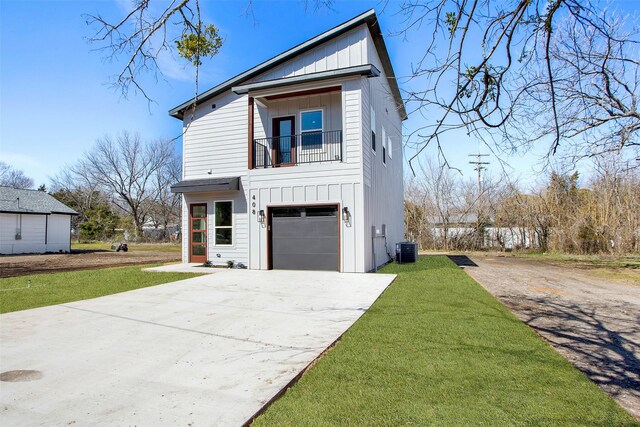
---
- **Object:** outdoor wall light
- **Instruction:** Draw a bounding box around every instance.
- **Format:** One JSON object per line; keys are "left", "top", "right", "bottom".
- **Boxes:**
{"left": 258, "top": 209, "right": 266, "bottom": 223}
{"left": 342, "top": 207, "right": 350, "bottom": 222}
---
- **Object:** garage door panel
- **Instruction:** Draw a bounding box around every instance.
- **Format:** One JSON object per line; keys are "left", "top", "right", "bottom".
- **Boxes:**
{"left": 273, "top": 236, "right": 339, "bottom": 253}
{"left": 270, "top": 206, "right": 339, "bottom": 271}
{"left": 272, "top": 253, "right": 339, "bottom": 271}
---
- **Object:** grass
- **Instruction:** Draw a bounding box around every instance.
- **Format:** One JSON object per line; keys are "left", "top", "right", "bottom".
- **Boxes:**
{"left": 71, "top": 242, "right": 181, "bottom": 252}
{"left": 0, "top": 265, "right": 200, "bottom": 313}
{"left": 513, "top": 251, "right": 640, "bottom": 269}
{"left": 253, "top": 256, "right": 638, "bottom": 426}
{"left": 590, "top": 268, "right": 640, "bottom": 286}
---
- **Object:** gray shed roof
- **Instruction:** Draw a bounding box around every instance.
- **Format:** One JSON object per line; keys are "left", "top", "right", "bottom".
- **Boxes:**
{"left": 169, "top": 9, "right": 406, "bottom": 121}
{"left": 171, "top": 177, "right": 240, "bottom": 193}
{"left": 0, "top": 187, "right": 78, "bottom": 215}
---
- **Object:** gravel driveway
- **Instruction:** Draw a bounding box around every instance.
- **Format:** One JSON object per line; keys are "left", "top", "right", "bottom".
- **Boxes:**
{"left": 456, "top": 254, "right": 640, "bottom": 419}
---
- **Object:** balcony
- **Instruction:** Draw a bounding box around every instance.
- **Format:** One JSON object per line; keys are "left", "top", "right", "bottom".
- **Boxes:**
{"left": 252, "top": 130, "right": 342, "bottom": 168}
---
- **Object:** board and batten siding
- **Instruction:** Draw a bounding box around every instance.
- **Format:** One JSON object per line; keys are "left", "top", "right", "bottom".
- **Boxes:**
{"left": 252, "top": 25, "right": 368, "bottom": 83}
{"left": 247, "top": 78, "right": 367, "bottom": 272}
{"left": 247, "top": 181, "right": 363, "bottom": 272}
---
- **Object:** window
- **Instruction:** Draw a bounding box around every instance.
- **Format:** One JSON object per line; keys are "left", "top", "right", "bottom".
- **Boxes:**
{"left": 388, "top": 135, "right": 393, "bottom": 159}
{"left": 370, "top": 107, "right": 376, "bottom": 152}
{"left": 214, "top": 201, "right": 233, "bottom": 245}
{"left": 301, "top": 110, "right": 323, "bottom": 149}
{"left": 305, "top": 206, "right": 337, "bottom": 217}
{"left": 382, "top": 127, "right": 387, "bottom": 165}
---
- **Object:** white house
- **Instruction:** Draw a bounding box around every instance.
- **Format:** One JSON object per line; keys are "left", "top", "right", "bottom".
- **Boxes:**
{"left": 0, "top": 187, "right": 78, "bottom": 254}
{"left": 170, "top": 9, "right": 406, "bottom": 272}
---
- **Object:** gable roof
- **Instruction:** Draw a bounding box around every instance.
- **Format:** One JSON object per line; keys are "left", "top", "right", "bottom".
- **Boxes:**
{"left": 169, "top": 9, "right": 406, "bottom": 120}
{"left": 0, "top": 187, "right": 78, "bottom": 215}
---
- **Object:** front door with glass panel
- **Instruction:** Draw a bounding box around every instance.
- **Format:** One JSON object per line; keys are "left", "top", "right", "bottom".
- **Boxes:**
{"left": 273, "top": 116, "right": 295, "bottom": 166}
{"left": 190, "top": 203, "right": 207, "bottom": 263}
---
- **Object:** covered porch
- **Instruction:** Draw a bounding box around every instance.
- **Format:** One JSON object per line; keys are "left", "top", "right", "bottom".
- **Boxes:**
{"left": 233, "top": 64, "right": 380, "bottom": 169}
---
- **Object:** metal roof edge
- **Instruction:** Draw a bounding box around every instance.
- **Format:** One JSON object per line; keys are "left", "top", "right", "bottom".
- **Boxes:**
{"left": 365, "top": 14, "right": 408, "bottom": 120}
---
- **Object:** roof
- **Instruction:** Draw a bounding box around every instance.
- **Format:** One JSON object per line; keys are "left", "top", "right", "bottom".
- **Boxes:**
{"left": 169, "top": 9, "right": 406, "bottom": 120}
{"left": 170, "top": 177, "right": 240, "bottom": 193}
{"left": 0, "top": 187, "right": 78, "bottom": 215}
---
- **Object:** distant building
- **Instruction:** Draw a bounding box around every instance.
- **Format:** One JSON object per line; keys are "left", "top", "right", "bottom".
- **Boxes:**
{"left": 0, "top": 187, "right": 78, "bottom": 254}
{"left": 429, "top": 213, "right": 538, "bottom": 250}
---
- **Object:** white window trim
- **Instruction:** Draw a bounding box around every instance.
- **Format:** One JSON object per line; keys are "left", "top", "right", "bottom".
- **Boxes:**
{"left": 213, "top": 200, "right": 234, "bottom": 247}
{"left": 299, "top": 108, "right": 325, "bottom": 151}
{"left": 388, "top": 135, "right": 393, "bottom": 159}
{"left": 370, "top": 106, "right": 377, "bottom": 155}
{"left": 381, "top": 126, "right": 387, "bottom": 166}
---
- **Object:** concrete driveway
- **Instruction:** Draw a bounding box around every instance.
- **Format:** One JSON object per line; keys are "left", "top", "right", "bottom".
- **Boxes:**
{"left": 0, "top": 269, "right": 394, "bottom": 426}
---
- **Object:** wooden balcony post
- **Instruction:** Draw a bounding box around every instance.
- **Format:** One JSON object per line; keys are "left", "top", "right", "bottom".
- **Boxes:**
{"left": 248, "top": 96, "right": 254, "bottom": 169}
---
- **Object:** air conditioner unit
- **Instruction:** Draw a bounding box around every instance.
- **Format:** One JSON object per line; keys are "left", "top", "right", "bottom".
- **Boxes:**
{"left": 396, "top": 242, "right": 418, "bottom": 264}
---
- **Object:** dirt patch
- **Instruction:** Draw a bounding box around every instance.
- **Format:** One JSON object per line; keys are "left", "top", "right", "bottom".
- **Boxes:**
{"left": 456, "top": 254, "right": 640, "bottom": 420}
{"left": 0, "top": 370, "right": 43, "bottom": 382}
{"left": 0, "top": 250, "right": 180, "bottom": 278}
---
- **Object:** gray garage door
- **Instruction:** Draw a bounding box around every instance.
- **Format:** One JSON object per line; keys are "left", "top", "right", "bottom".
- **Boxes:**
{"left": 270, "top": 206, "right": 339, "bottom": 271}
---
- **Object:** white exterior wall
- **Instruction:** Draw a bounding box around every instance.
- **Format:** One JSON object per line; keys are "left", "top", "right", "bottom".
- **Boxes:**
{"left": 182, "top": 90, "right": 249, "bottom": 180}
{"left": 361, "top": 32, "right": 405, "bottom": 271}
{"left": 180, "top": 88, "right": 250, "bottom": 266}
{"left": 0, "top": 213, "right": 71, "bottom": 254}
{"left": 254, "top": 25, "right": 368, "bottom": 82}
{"left": 254, "top": 92, "right": 342, "bottom": 140}
{"left": 46, "top": 214, "right": 71, "bottom": 252}
{"left": 178, "top": 22, "right": 403, "bottom": 272}
{"left": 181, "top": 190, "right": 248, "bottom": 266}
{"left": 247, "top": 78, "right": 366, "bottom": 272}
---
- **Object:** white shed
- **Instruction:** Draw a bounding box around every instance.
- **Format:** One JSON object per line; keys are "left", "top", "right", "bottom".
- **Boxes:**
{"left": 0, "top": 187, "right": 78, "bottom": 254}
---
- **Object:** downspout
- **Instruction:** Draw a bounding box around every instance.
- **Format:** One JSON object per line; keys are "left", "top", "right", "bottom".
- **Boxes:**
{"left": 371, "top": 225, "right": 376, "bottom": 272}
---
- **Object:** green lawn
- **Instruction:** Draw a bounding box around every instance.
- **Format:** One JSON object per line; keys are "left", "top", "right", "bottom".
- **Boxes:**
{"left": 0, "top": 266, "right": 200, "bottom": 313}
{"left": 514, "top": 251, "right": 640, "bottom": 269}
{"left": 71, "top": 242, "right": 181, "bottom": 252}
{"left": 254, "top": 256, "right": 638, "bottom": 426}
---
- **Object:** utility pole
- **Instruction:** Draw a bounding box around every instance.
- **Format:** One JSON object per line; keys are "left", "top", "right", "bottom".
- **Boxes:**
{"left": 469, "top": 154, "right": 490, "bottom": 249}
{"left": 469, "top": 154, "right": 490, "bottom": 196}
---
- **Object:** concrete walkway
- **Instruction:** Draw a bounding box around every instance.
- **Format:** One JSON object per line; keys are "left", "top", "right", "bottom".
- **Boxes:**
{"left": 144, "top": 262, "right": 219, "bottom": 274}
{"left": 0, "top": 270, "right": 395, "bottom": 426}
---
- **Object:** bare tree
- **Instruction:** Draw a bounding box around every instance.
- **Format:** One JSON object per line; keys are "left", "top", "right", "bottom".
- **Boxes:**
{"left": 398, "top": 0, "right": 640, "bottom": 168}
{"left": 0, "top": 162, "right": 34, "bottom": 189}
{"left": 147, "top": 153, "right": 182, "bottom": 237}
{"left": 85, "top": 0, "right": 222, "bottom": 103}
{"left": 61, "top": 131, "right": 179, "bottom": 240}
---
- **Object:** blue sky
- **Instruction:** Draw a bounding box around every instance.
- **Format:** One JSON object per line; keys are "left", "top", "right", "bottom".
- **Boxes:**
{"left": 1, "top": 0, "right": 635, "bottom": 189}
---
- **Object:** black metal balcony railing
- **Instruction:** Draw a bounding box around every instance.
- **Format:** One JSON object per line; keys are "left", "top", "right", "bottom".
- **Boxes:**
{"left": 253, "top": 130, "right": 342, "bottom": 168}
